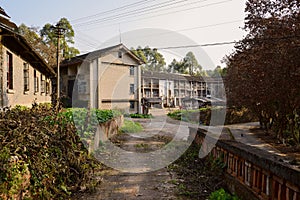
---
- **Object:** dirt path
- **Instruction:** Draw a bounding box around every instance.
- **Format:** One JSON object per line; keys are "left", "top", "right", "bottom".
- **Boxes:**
{"left": 74, "top": 109, "right": 191, "bottom": 199}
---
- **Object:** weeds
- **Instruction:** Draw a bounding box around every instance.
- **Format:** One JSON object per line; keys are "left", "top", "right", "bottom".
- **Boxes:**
{"left": 120, "top": 120, "right": 143, "bottom": 133}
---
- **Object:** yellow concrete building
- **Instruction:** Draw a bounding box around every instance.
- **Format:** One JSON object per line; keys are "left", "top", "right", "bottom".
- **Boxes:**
{"left": 60, "top": 44, "right": 144, "bottom": 113}
{"left": 0, "top": 10, "right": 55, "bottom": 108}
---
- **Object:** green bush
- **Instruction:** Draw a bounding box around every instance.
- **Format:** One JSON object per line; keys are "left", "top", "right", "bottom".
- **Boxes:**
{"left": 168, "top": 107, "right": 257, "bottom": 125}
{"left": 120, "top": 120, "right": 143, "bottom": 133}
{"left": 0, "top": 104, "right": 100, "bottom": 199}
{"left": 124, "top": 113, "right": 153, "bottom": 119}
{"left": 209, "top": 188, "right": 240, "bottom": 200}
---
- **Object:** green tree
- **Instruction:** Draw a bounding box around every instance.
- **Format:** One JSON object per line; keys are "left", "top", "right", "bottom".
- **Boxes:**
{"left": 206, "top": 66, "right": 227, "bottom": 77}
{"left": 131, "top": 46, "right": 166, "bottom": 72}
{"left": 225, "top": 0, "right": 300, "bottom": 143}
{"left": 40, "top": 18, "right": 79, "bottom": 60}
{"left": 18, "top": 24, "right": 56, "bottom": 67}
{"left": 183, "top": 51, "right": 202, "bottom": 75}
{"left": 167, "top": 58, "right": 185, "bottom": 73}
{"left": 168, "top": 52, "right": 206, "bottom": 76}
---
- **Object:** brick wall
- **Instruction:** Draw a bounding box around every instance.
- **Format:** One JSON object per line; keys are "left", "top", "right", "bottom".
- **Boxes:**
{"left": 190, "top": 127, "right": 300, "bottom": 200}
{"left": 2, "top": 47, "right": 52, "bottom": 107}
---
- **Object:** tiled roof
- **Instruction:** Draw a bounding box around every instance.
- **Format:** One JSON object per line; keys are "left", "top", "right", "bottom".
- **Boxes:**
{"left": 141, "top": 70, "right": 206, "bottom": 82}
{"left": 61, "top": 43, "right": 144, "bottom": 67}
{"left": 0, "top": 16, "right": 55, "bottom": 77}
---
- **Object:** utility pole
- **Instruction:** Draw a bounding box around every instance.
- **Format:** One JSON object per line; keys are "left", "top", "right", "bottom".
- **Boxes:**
{"left": 53, "top": 22, "right": 65, "bottom": 108}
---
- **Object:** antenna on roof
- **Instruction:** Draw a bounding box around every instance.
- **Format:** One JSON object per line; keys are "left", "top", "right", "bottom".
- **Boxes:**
{"left": 119, "top": 23, "right": 122, "bottom": 44}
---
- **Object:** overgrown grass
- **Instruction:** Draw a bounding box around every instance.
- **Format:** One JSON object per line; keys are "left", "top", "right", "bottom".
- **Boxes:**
{"left": 60, "top": 108, "right": 123, "bottom": 141}
{"left": 120, "top": 120, "right": 143, "bottom": 133}
{"left": 124, "top": 113, "right": 153, "bottom": 119}
{"left": 0, "top": 104, "right": 102, "bottom": 199}
{"left": 209, "top": 188, "right": 240, "bottom": 200}
{"left": 168, "top": 142, "right": 227, "bottom": 199}
{"left": 167, "top": 106, "right": 257, "bottom": 125}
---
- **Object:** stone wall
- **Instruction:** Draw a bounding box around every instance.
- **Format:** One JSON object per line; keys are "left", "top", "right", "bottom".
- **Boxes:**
{"left": 93, "top": 115, "right": 124, "bottom": 150}
{"left": 190, "top": 127, "right": 300, "bottom": 200}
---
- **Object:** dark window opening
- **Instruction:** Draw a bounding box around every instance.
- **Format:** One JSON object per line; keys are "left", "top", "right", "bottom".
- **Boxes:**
{"left": 130, "top": 84, "right": 135, "bottom": 94}
{"left": 46, "top": 80, "right": 50, "bottom": 95}
{"left": 34, "top": 70, "right": 39, "bottom": 93}
{"left": 130, "top": 101, "right": 135, "bottom": 109}
{"left": 118, "top": 51, "right": 122, "bottom": 58}
{"left": 7, "top": 52, "right": 13, "bottom": 90}
{"left": 130, "top": 66, "right": 134, "bottom": 76}
{"left": 41, "top": 74, "right": 45, "bottom": 93}
{"left": 23, "top": 63, "right": 29, "bottom": 92}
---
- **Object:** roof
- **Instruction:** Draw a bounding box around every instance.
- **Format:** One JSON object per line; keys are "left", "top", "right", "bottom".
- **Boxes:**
{"left": 0, "top": 15, "right": 55, "bottom": 77}
{"left": 142, "top": 97, "right": 162, "bottom": 103}
{"left": 61, "top": 43, "right": 145, "bottom": 67}
{"left": 142, "top": 70, "right": 205, "bottom": 82}
{"left": 0, "top": 7, "right": 10, "bottom": 18}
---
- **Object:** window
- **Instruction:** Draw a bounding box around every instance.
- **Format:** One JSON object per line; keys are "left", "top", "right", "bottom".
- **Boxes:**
{"left": 34, "top": 70, "right": 39, "bottom": 93}
{"left": 6, "top": 52, "right": 13, "bottom": 90}
{"left": 129, "top": 66, "right": 134, "bottom": 76}
{"left": 130, "top": 101, "right": 135, "bottom": 109}
{"left": 46, "top": 79, "right": 50, "bottom": 95}
{"left": 118, "top": 51, "right": 122, "bottom": 58}
{"left": 40, "top": 74, "right": 45, "bottom": 93}
{"left": 23, "top": 63, "right": 29, "bottom": 92}
{"left": 78, "top": 81, "right": 87, "bottom": 94}
{"left": 130, "top": 84, "right": 135, "bottom": 94}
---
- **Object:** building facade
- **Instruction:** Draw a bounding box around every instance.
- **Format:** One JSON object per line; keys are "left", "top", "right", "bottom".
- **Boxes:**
{"left": 0, "top": 10, "right": 55, "bottom": 108}
{"left": 60, "top": 44, "right": 144, "bottom": 113}
{"left": 141, "top": 71, "right": 225, "bottom": 109}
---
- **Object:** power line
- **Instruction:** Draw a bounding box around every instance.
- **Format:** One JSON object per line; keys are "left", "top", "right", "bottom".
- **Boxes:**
{"left": 76, "top": 0, "right": 233, "bottom": 31}
{"left": 121, "top": 19, "right": 243, "bottom": 42}
{"left": 156, "top": 35, "right": 300, "bottom": 50}
{"left": 71, "top": 0, "right": 155, "bottom": 23}
{"left": 74, "top": 0, "right": 191, "bottom": 27}
{"left": 156, "top": 41, "right": 236, "bottom": 50}
{"left": 74, "top": 19, "right": 242, "bottom": 50}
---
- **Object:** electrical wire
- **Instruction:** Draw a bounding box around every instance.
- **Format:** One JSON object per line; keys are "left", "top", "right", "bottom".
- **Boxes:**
{"left": 76, "top": 0, "right": 233, "bottom": 31}
{"left": 74, "top": 0, "right": 191, "bottom": 27}
{"left": 71, "top": 0, "right": 155, "bottom": 23}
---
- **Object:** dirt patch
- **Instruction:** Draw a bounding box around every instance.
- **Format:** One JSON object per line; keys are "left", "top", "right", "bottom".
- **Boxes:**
{"left": 250, "top": 128, "right": 300, "bottom": 164}
{"left": 168, "top": 143, "right": 227, "bottom": 200}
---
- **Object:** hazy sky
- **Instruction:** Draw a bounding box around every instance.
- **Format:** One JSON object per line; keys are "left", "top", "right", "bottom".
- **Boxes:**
{"left": 1, "top": 0, "right": 247, "bottom": 69}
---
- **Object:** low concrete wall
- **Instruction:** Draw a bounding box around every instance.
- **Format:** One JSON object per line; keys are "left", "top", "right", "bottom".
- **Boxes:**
{"left": 190, "top": 127, "right": 300, "bottom": 200}
{"left": 93, "top": 115, "right": 124, "bottom": 150}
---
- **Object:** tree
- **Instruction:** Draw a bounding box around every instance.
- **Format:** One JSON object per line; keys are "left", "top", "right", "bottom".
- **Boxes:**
{"left": 183, "top": 51, "right": 202, "bottom": 75}
{"left": 131, "top": 46, "right": 166, "bottom": 72}
{"left": 206, "top": 66, "right": 227, "bottom": 77}
{"left": 167, "top": 52, "right": 206, "bottom": 76}
{"left": 167, "top": 59, "right": 185, "bottom": 73}
{"left": 225, "top": 0, "right": 300, "bottom": 143}
{"left": 18, "top": 24, "right": 56, "bottom": 67}
{"left": 40, "top": 18, "right": 79, "bottom": 60}
{"left": 18, "top": 18, "right": 79, "bottom": 67}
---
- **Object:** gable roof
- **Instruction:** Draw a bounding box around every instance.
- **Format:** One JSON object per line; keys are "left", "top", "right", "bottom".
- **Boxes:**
{"left": 0, "top": 11, "right": 55, "bottom": 77}
{"left": 0, "top": 7, "right": 10, "bottom": 18}
{"left": 61, "top": 43, "right": 144, "bottom": 67}
{"left": 142, "top": 70, "right": 206, "bottom": 82}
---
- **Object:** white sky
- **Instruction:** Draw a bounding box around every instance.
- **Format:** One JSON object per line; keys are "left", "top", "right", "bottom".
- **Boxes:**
{"left": 1, "top": 0, "right": 247, "bottom": 70}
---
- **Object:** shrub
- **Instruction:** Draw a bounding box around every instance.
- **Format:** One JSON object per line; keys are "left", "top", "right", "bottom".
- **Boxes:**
{"left": 209, "top": 188, "right": 240, "bottom": 200}
{"left": 125, "top": 113, "right": 153, "bottom": 119}
{"left": 0, "top": 104, "right": 100, "bottom": 199}
{"left": 168, "top": 107, "right": 257, "bottom": 125}
{"left": 120, "top": 120, "right": 143, "bottom": 133}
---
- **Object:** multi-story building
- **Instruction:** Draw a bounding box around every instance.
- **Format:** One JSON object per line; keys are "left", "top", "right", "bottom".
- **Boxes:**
{"left": 141, "top": 71, "right": 225, "bottom": 109}
{"left": 0, "top": 9, "right": 55, "bottom": 108}
{"left": 60, "top": 44, "right": 144, "bottom": 113}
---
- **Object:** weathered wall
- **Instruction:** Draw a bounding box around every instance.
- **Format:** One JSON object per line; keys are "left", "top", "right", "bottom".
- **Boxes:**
{"left": 2, "top": 47, "right": 52, "bottom": 107}
{"left": 190, "top": 127, "right": 300, "bottom": 200}
{"left": 93, "top": 115, "right": 124, "bottom": 150}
